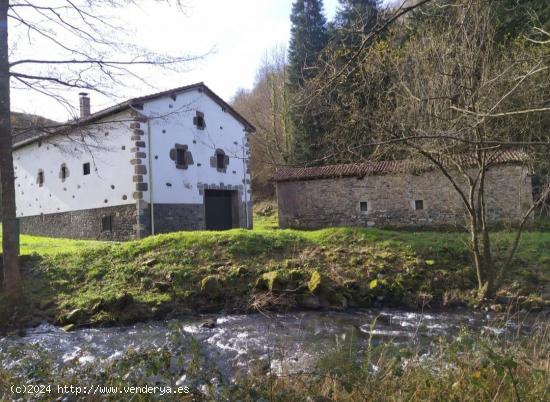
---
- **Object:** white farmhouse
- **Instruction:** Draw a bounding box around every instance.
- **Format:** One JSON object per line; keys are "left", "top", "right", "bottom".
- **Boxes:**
{"left": 12, "top": 83, "right": 254, "bottom": 240}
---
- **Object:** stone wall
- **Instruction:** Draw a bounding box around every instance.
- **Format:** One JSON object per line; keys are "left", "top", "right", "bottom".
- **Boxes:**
{"left": 151, "top": 203, "right": 205, "bottom": 233}
{"left": 133, "top": 198, "right": 252, "bottom": 236}
{"left": 276, "top": 164, "right": 533, "bottom": 229}
{"left": 19, "top": 204, "right": 138, "bottom": 241}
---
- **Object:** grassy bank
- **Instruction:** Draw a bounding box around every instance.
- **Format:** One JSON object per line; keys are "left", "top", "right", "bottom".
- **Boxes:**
{"left": 0, "top": 207, "right": 549, "bottom": 330}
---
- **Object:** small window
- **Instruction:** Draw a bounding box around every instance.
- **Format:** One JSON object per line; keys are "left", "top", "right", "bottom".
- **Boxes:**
{"left": 360, "top": 201, "right": 368, "bottom": 212}
{"left": 193, "top": 111, "right": 206, "bottom": 130}
{"left": 37, "top": 170, "right": 44, "bottom": 187}
{"left": 83, "top": 162, "right": 91, "bottom": 175}
{"left": 216, "top": 152, "right": 225, "bottom": 170}
{"left": 60, "top": 165, "right": 68, "bottom": 180}
{"left": 176, "top": 148, "right": 186, "bottom": 166}
{"left": 102, "top": 215, "right": 112, "bottom": 232}
{"left": 415, "top": 200, "right": 424, "bottom": 210}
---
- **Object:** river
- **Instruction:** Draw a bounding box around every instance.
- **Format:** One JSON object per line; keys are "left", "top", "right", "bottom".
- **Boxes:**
{"left": 1, "top": 309, "right": 546, "bottom": 385}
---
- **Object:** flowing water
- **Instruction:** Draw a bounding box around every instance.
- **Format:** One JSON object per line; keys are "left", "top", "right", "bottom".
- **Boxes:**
{"left": 1, "top": 309, "right": 546, "bottom": 383}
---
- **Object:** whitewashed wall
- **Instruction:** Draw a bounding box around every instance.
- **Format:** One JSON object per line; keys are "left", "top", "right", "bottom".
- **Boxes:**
{"left": 143, "top": 89, "right": 251, "bottom": 205}
{"left": 13, "top": 88, "right": 252, "bottom": 220}
{"left": 14, "top": 110, "right": 136, "bottom": 217}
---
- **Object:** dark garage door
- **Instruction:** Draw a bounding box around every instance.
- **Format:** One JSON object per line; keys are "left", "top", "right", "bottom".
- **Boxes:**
{"left": 204, "top": 190, "right": 234, "bottom": 230}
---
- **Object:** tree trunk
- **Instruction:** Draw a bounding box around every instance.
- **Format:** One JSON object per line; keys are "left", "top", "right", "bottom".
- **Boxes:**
{"left": 0, "top": 0, "right": 22, "bottom": 299}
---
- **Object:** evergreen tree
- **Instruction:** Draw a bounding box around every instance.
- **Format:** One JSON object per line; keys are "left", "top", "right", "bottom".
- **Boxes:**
{"left": 288, "top": 0, "right": 328, "bottom": 89}
{"left": 334, "top": 0, "right": 378, "bottom": 48}
{"left": 287, "top": 0, "right": 329, "bottom": 164}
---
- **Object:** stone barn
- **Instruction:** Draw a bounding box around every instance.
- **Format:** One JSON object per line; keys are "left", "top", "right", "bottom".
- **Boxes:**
{"left": 273, "top": 152, "right": 533, "bottom": 229}
{"left": 12, "top": 82, "right": 254, "bottom": 240}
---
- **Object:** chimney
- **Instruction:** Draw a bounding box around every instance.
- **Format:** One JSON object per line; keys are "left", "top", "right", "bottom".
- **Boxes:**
{"left": 79, "top": 92, "right": 90, "bottom": 119}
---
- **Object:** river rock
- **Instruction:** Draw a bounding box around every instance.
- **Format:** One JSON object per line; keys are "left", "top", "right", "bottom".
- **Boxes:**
{"left": 258, "top": 271, "right": 280, "bottom": 292}
{"left": 201, "top": 275, "right": 220, "bottom": 295}
{"left": 64, "top": 308, "right": 84, "bottom": 324}
{"left": 308, "top": 271, "right": 322, "bottom": 293}
{"left": 200, "top": 318, "right": 216, "bottom": 329}
{"left": 300, "top": 295, "right": 322, "bottom": 309}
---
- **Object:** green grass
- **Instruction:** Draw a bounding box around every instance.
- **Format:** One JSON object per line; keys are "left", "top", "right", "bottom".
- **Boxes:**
{"left": 18, "top": 234, "right": 107, "bottom": 255}
{"left": 0, "top": 206, "right": 549, "bottom": 330}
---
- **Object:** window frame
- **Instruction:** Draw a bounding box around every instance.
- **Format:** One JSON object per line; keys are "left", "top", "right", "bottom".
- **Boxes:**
{"left": 360, "top": 201, "right": 368, "bottom": 213}
{"left": 414, "top": 199, "right": 424, "bottom": 210}
{"left": 83, "top": 162, "right": 91, "bottom": 175}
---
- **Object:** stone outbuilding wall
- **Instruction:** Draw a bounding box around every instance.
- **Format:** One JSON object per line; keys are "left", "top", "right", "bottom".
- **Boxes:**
{"left": 275, "top": 164, "right": 533, "bottom": 229}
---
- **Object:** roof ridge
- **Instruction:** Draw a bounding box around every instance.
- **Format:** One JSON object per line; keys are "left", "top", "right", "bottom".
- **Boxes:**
{"left": 272, "top": 150, "right": 529, "bottom": 182}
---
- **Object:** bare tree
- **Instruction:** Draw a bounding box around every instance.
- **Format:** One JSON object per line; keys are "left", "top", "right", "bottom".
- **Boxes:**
{"left": 232, "top": 47, "right": 292, "bottom": 199}
{"left": 301, "top": 0, "right": 550, "bottom": 299}
{"left": 0, "top": 0, "right": 198, "bottom": 300}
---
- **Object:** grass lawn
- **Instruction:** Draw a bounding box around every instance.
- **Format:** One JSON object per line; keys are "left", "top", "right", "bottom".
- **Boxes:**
{"left": 0, "top": 206, "right": 548, "bottom": 329}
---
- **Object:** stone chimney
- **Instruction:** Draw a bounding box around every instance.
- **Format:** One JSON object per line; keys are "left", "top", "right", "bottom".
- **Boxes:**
{"left": 79, "top": 92, "right": 90, "bottom": 119}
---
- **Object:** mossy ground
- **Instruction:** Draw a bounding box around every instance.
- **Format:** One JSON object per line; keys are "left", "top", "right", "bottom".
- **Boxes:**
{"left": 0, "top": 204, "right": 549, "bottom": 330}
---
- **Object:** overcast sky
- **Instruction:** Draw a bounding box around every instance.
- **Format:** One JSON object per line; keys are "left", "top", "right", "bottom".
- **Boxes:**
{"left": 11, "top": 0, "right": 340, "bottom": 121}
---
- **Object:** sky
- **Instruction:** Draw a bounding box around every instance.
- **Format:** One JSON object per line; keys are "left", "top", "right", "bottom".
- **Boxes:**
{"left": 10, "top": 0, "right": 341, "bottom": 121}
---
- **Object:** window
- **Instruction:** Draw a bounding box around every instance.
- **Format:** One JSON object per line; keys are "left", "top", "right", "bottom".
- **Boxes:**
{"left": 211, "top": 149, "right": 228, "bottom": 172}
{"left": 60, "top": 164, "right": 68, "bottom": 181}
{"left": 360, "top": 201, "right": 368, "bottom": 212}
{"left": 415, "top": 200, "right": 424, "bottom": 210}
{"left": 176, "top": 148, "right": 186, "bottom": 166}
{"left": 171, "top": 144, "right": 193, "bottom": 169}
{"left": 217, "top": 152, "right": 225, "bottom": 170}
{"left": 37, "top": 170, "right": 44, "bottom": 187}
{"left": 193, "top": 111, "right": 206, "bottom": 130}
{"left": 102, "top": 215, "right": 112, "bottom": 232}
{"left": 83, "top": 162, "right": 90, "bottom": 175}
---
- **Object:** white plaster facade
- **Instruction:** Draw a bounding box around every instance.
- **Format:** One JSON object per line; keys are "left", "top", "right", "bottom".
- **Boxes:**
{"left": 144, "top": 88, "right": 251, "bottom": 206}
{"left": 12, "top": 83, "right": 254, "bottom": 239}
{"left": 14, "top": 111, "right": 136, "bottom": 217}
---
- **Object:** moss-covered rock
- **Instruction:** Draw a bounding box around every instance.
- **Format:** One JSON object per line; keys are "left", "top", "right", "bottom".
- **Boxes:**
{"left": 308, "top": 271, "right": 322, "bottom": 293}
{"left": 257, "top": 271, "right": 281, "bottom": 292}
{"left": 200, "top": 275, "right": 221, "bottom": 296}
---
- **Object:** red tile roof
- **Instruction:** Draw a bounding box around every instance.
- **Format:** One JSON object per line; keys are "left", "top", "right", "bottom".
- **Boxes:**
{"left": 272, "top": 150, "right": 529, "bottom": 182}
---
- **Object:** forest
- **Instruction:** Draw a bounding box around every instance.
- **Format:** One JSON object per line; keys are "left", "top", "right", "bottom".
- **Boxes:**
{"left": 233, "top": 0, "right": 550, "bottom": 200}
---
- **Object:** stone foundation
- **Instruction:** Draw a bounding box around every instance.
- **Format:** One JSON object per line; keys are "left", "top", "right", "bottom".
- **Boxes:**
{"left": 19, "top": 204, "right": 138, "bottom": 241}
{"left": 276, "top": 165, "right": 533, "bottom": 229}
{"left": 151, "top": 203, "right": 206, "bottom": 233}
{"left": 18, "top": 198, "right": 253, "bottom": 240}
